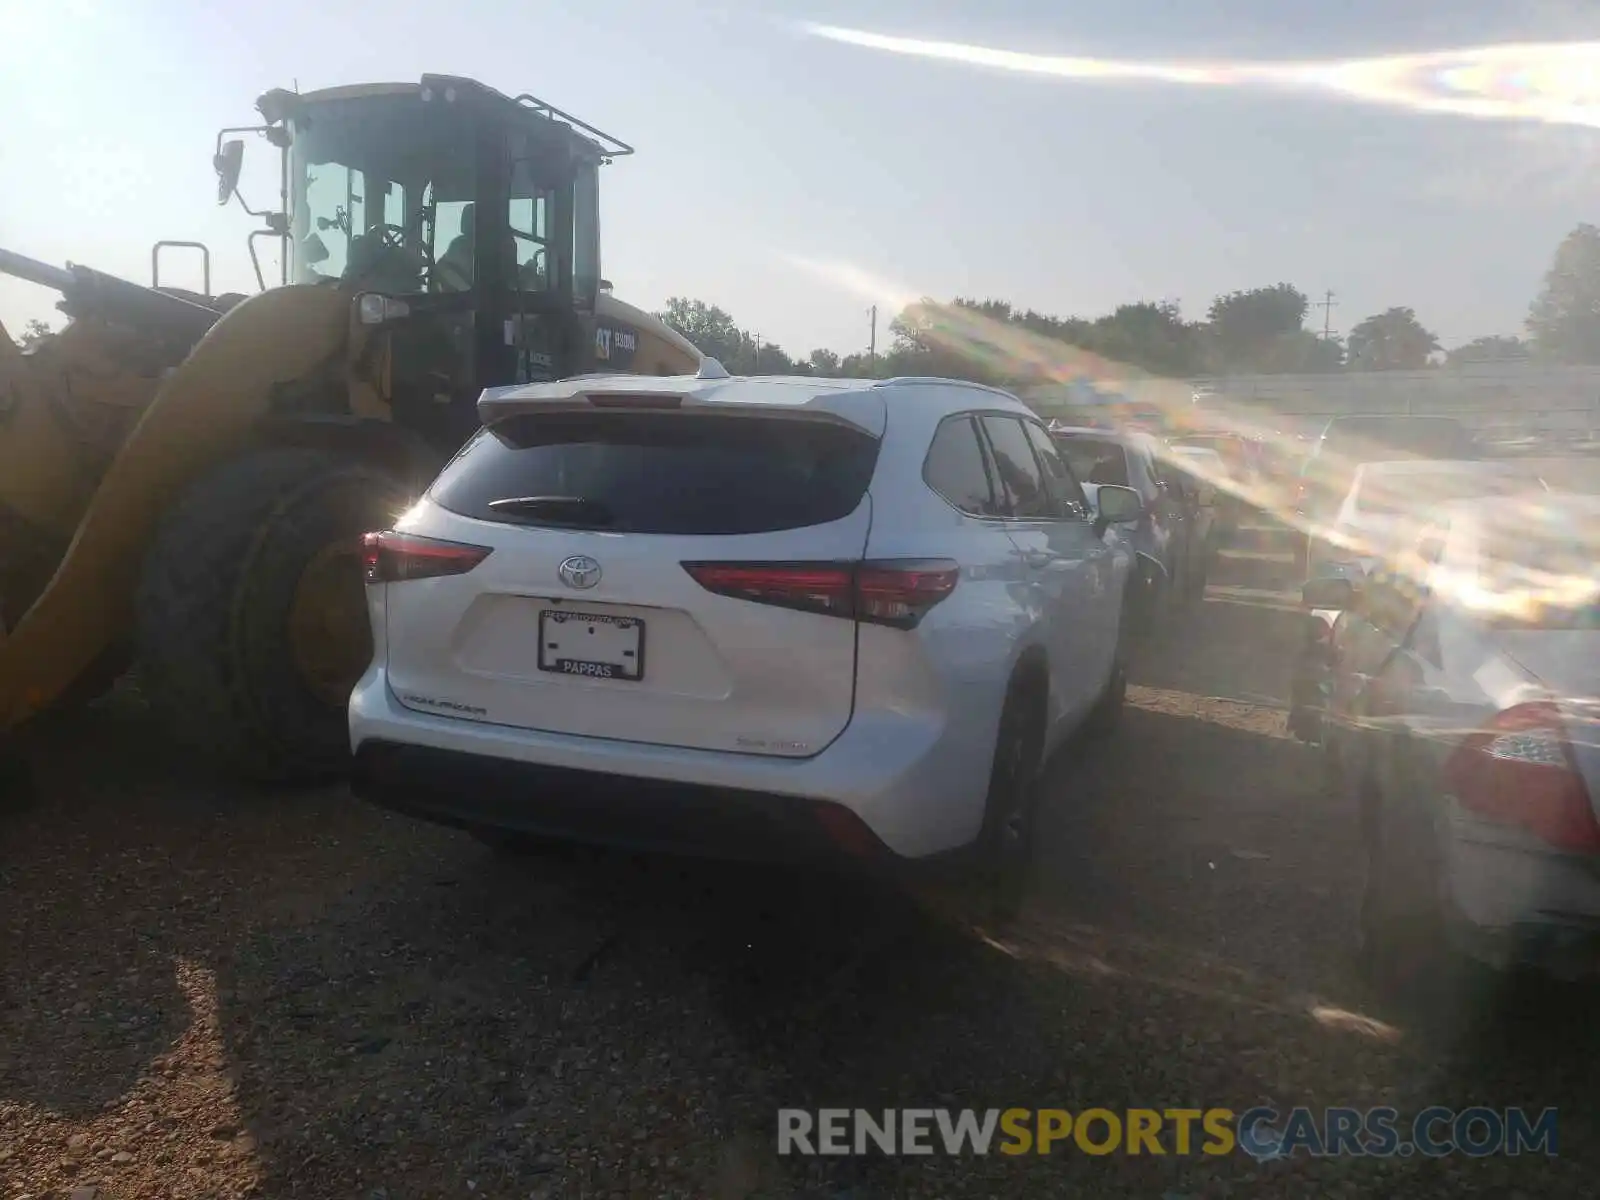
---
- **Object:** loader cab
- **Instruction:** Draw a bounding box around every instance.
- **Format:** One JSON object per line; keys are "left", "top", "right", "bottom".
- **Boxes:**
{"left": 223, "top": 76, "right": 627, "bottom": 451}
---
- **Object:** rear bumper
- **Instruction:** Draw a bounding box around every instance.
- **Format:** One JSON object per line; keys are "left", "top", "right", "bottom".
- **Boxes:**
{"left": 348, "top": 668, "right": 999, "bottom": 861}
{"left": 1442, "top": 815, "right": 1600, "bottom": 978}
{"left": 352, "top": 739, "right": 895, "bottom": 868}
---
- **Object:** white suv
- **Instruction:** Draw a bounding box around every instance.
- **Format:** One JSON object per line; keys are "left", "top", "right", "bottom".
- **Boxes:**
{"left": 349, "top": 365, "right": 1141, "bottom": 891}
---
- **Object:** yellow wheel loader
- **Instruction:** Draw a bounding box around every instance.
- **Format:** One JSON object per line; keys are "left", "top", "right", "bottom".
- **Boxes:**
{"left": 0, "top": 75, "right": 700, "bottom": 782}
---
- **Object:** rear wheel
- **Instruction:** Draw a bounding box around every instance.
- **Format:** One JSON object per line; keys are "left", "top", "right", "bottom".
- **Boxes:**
{"left": 977, "top": 676, "right": 1046, "bottom": 921}
{"left": 1084, "top": 634, "right": 1127, "bottom": 739}
{"left": 135, "top": 448, "right": 410, "bottom": 783}
{"left": 1358, "top": 781, "right": 1468, "bottom": 1005}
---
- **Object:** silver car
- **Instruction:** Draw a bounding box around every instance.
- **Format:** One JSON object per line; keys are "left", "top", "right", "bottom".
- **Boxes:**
{"left": 1309, "top": 492, "right": 1600, "bottom": 985}
{"left": 350, "top": 365, "right": 1139, "bottom": 899}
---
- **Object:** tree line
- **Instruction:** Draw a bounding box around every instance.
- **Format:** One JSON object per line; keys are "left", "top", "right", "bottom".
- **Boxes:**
{"left": 659, "top": 222, "right": 1600, "bottom": 386}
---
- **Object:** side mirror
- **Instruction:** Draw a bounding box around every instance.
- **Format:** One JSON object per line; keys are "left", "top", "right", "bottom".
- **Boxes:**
{"left": 1302, "top": 576, "right": 1356, "bottom": 610}
{"left": 1091, "top": 484, "right": 1144, "bottom": 537}
{"left": 214, "top": 139, "right": 245, "bottom": 205}
{"left": 1095, "top": 484, "right": 1144, "bottom": 525}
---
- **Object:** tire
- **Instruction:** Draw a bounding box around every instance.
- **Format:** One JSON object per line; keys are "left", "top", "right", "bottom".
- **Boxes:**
{"left": 1127, "top": 559, "right": 1161, "bottom": 641}
{"left": 977, "top": 674, "right": 1046, "bottom": 921}
{"left": 42, "top": 643, "right": 132, "bottom": 715}
{"left": 1358, "top": 780, "right": 1464, "bottom": 1004}
{"left": 1084, "top": 634, "right": 1127, "bottom": 739}
{"left": 472, "top": 828, "right": 583, "bottom": 862}
{"left": 1290, "top": 534, "right": 1310, "bottom": 582}
{"left": 135, "top": 447, "right": 410, "bottom": 783}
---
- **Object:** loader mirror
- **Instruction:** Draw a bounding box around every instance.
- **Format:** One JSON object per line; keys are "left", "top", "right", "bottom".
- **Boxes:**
{"left": 214, "top": 140, "right": 245, "bottom": 205}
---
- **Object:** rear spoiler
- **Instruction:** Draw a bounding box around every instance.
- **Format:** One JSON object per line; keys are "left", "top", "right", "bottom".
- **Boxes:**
{"left": 476, "top": 359, "right": 887, "bottom": 436}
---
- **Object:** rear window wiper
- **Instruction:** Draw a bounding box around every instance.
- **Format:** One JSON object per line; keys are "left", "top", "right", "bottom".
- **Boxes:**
{"left": 485, "top": 495, "right": 617, "bottom": 527}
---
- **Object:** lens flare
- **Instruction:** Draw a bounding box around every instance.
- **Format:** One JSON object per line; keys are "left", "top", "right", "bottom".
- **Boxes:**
{"left": 803, "top": 24, "right": 1600, "bottom": 129}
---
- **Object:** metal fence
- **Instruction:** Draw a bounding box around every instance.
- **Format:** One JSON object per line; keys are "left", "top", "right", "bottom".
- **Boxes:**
{"left": 1187, "top": 363, "right": 1600, "bottom": 446}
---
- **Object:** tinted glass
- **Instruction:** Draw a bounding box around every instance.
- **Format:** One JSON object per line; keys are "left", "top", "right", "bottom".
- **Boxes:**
{"left": 981, "top": 416, "right": 1052, "bottom": 519}
{"left": 1022, "top": 420, "right": 1089, "bottom": 518}
{"left": 431, "top": 412, "right": 879, "bottom": 535}
{"left": 1056, "top": 435, "right": 1131, "bottom": 488}
{"left": 924, "top": 416, "right": 1001, "bottom": 516}
{"left": 1477, "top": 515, "right": 1600, "bottom": 630}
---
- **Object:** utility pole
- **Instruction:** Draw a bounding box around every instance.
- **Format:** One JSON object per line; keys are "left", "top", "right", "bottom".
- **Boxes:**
{"left": 868, "top": 305, "right": 878, "bottom": 369}
{"left": 1318, "top": 290, "right": 1338, "bottom": 340}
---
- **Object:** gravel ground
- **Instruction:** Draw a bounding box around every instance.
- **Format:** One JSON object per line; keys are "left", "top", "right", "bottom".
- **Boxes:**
{"left": 3, "top": 508, "right": 1597, "bottom": 1199}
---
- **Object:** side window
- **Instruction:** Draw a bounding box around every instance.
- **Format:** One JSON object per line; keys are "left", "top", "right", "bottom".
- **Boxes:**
{"left": 1148, "top": 453, "right": 1186, "bottom": 502}
{"left": 1362, "top": 567, "right": 1424, "bottom": 640}
{"left": 1407, "top": 602, "right": 1443, "bottom": 667}
{"left": 431, "top": 199, "right": 474, "bottom": 292}
{"left": 924, "top": 416, "right": 1003, "bottom": 517}
{"left": 508, "top": 192, "right": 552, "bottom": 290}
{"left": 1022, "top": 420, "right": 1089, "bottom": 519}
{"left": 980, "top": 416, "right": 1052, "bottom": 519}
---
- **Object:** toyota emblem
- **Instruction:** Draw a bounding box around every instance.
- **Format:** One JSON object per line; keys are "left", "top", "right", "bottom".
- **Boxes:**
{"left": 558, "top": 555, "right": 602, "bottom": 589}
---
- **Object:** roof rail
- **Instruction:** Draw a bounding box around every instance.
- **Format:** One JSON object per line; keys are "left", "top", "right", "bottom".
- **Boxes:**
{"left": 513, "top": 93, "right": 634, "bottom": 160}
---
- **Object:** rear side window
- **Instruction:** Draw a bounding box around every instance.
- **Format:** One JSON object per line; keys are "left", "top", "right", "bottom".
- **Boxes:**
{"left": 925, "top": 415, "right": 1005, "bottom": 517}
{"left": 1057, "top": 436, "right": 1131, "bottom": 488}
{"left": 430, "top": 411, "right": 879, "bottom": 535}
{"left": 1023, "top": 420, "right": 1089, "bottom": 518}
{"left": 980, "top": 416, "right": 1053, "bottom": 519}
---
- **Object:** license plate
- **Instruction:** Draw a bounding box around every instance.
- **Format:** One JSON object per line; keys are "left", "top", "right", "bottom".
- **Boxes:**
{"left": 538, "top": 609, "right": 644, "bottom": 681}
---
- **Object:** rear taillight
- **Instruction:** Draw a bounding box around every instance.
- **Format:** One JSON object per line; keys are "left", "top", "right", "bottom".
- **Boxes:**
{"left": 361, "top": 531, "right": 492, "bottom": 584}
{"left": 1444, "top": 702, "right": 1600, "bottom": 853}
{"left": 681, "top": 559, "right": 959, "bottom": 629}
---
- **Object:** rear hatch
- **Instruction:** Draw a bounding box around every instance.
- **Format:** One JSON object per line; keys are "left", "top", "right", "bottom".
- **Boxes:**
{"left": 380, "top": 391, "right": 884, "bottom": 757}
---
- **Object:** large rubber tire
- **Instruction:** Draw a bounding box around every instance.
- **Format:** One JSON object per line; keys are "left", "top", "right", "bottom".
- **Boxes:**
{"left": 977, "top": 674, "right": 1047, "bottom": 922}
{"left": 135, "top": 448, "right": 410, "bottom": 784}
{"left": 1358, "top": 779, "right": 1470, "bottom": 1007}
{"left": 1084, "top": 626, "right": 1128, "bottom": 740}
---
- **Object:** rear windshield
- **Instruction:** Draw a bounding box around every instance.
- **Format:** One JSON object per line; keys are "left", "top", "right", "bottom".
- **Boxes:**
{"left": 1476, "top": 519, "right": 1600, "bottom": 630}
{"left": 1055, "top": 436, "right": 1131, "bottom": 487}
{"left": 429, "top": 411, "right": 880, "bottom": 535}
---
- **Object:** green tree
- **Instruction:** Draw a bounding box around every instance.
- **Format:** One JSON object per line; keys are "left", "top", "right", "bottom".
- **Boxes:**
{"left": 15, "top": 317, "right": 54, "bottom": 349}
{"left": 1446, "top": 335, "right": 1529, "bottom": 366}
{"left": 1205, "top": 284, "right": 1309, "bottom": 372}
{"left": 805, "top": 347, "right": 840, "bottom": 376}
{"left": 1526, "top": 223, "right": 1600, "bottom": 362}
{"left": 1346, "top": 307, "right": 1441, "bottom": 370}
{"left": 1255, "top": 329, "right": 1345, "bottom": 373}
{"left": 1088, "top": 301, "right": 1200, "bottom": 376}
{"left": 657, "top": 297, "right": 748, "bottom": 367}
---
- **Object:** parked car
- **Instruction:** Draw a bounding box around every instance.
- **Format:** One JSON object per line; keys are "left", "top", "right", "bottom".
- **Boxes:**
{"left": 1292, "top": 415, "right": 1480, "bottom": 575}
{"left": 1051, "top": 426, "right": 1212, "bottom": 632}
{"left": 1170, "top": 431, "right": 1264, "bottom": 489}
{"left": 1294, "top": 492, "right": 1600, "bottom": 988}
{"left": 349, "top": 367, "right": 1142, "bottom": 910}
{"left": 1166, "top": 442, "right": 1237, "bottom": 543}
{"left": 1304, "top": 458, "right": 1546, "bottom": 581}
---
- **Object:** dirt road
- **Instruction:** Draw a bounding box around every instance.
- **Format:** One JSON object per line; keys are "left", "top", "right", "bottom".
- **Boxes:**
{"left": 3, "top": 499, "right": 1596, "bottom": 1199}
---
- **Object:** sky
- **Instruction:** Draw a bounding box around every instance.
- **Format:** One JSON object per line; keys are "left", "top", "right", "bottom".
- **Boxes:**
{"left": 3, "top": 0, "right": 1599, "bottom": 360}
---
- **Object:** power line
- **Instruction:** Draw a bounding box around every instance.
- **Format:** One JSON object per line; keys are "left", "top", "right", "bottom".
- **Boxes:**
{"left": 1318, "top": 289, "right": 1338, "bottom": 340}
